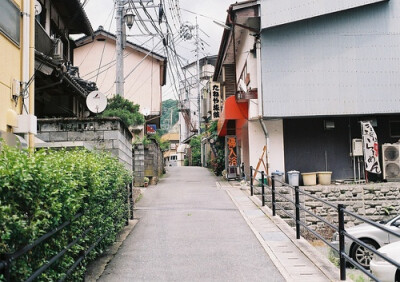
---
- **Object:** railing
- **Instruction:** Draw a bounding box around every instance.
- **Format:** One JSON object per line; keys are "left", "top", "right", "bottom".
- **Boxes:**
{"left": 0, "top": 183, "right": 134, "bottom": 281}
{"left": 247, "top": 165, "right": 400, "bottom": 281}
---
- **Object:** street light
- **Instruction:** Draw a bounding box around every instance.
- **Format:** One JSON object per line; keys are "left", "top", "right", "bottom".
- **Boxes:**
{"left": 124, "top": 9, "right": 135, "bottom": 29}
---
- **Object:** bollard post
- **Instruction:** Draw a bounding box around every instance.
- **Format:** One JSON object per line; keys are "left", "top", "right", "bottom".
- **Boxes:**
{"left": 261, "top": 171, "right": 265, "bottom": 206}
{"left": 338, "top": 204, "right": 346, "bottom": 280}
{"left": 250, "top": 166, "right": 254, "bottom": 196}
{"left": 271, "top": 175, "right": 276, "bottom": 216}
{"left": 295, "top": 186, "right": 300, "bottom": 239}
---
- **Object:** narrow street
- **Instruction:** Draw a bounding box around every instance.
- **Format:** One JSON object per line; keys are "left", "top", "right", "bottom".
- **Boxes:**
{"left": 98, "top": 167, "right": 285, "bottom": 281}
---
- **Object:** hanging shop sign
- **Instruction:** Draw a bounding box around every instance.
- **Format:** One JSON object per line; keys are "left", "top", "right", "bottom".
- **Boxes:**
{"left": 146, "top": 124, "right": 157, "bottom": 135}
{"left": 225, "top": 135, "right": 238, "bottom": 179}
{"left": 211, "top": 82, "right": 221, "bottom": 120}
{"left": 361, "top": 121, "right": 381, "bottom": 174}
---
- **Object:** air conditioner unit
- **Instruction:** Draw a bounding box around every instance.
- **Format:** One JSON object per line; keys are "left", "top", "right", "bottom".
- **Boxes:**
{"left": 382, "top": 143, "right": 400, "bottom": 181}
{"left": 53, "top": 39, "right": 64, "bottom": 60}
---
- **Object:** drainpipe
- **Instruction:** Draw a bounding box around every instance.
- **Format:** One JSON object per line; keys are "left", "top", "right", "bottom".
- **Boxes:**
{"left": 21, "top": 0, "right": 35, "bottom": 149}
{"left": 22, "top": 0, "right": 30, "bottom": 116}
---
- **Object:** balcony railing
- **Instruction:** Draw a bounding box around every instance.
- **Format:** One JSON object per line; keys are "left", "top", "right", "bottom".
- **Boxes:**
{"left": 35, "top": 21, "right": 53, "bottom": 56}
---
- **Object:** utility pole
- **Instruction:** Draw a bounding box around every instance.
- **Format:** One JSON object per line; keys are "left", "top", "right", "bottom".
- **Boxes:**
{"left": 115, "top": 0, "right": 137, "bottom": 97}
{"left": 195, "top": 17, "right": 201, "bottom": 135}
{"left": 195, "top": 18, "right": 204, "bottom": 167}
{"left": 115, "top": 0, "right": 124, "bottom": 97}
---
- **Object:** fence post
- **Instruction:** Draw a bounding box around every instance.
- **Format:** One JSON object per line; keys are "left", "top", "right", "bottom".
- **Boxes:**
{"left": 250, "top": 166, "right": 254, "bottom": 196}
{"left": 126, "top": 184, "right": 130, "bottom": 226}
{"left": 338, "top": 204, "right": 346, "bottom": 280}
{"left": 261, "top": 171, "right": 265, "bottom": 206}
{"left": 295, "top": 186, "right": 300, "bottom": 239}
{"left": 130, "top": 183, "right": 134, "bottom": 220}
{"left": 271, "top": 175, "right": 276, "bottom": 216}
{"left": 1, "top": 256, "right": 10, "bottom": 281}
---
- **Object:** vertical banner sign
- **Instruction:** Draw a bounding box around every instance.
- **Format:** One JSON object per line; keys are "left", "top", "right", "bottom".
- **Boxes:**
{"left": 361, "top": 121, "right": 381, "bottom": 174}
{"left": 211, "top": 82, "right": 220, "bottom": 120}
{"left": 225, "top": 135, "right": 238, "bottom": 179}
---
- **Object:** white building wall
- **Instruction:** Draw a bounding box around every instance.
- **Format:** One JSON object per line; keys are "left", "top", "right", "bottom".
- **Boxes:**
{"left": 265, "top": 120, "right": 285, "bottom": 175}
{"left": 248, "top": 120, "right": 285, "bottom": 177}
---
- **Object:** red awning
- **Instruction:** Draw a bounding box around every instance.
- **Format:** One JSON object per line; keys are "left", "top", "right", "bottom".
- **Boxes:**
{"left": 217, "top": 96, "right": 248, "bottom": 136}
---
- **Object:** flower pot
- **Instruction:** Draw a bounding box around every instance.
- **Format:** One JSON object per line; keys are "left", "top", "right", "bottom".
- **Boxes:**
{"left": 301, "top": 172, "right": 317, "bottom": 186}
{"left": 144, "top": 182, "right": 148, "bottom": 187}
{"left": 317, "top": 171, "right": 332, "bottom": 185}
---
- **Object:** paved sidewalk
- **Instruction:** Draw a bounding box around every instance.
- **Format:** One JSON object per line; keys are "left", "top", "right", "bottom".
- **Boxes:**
{"left": 217, "top": 180, "right": 341, "bottom": 282}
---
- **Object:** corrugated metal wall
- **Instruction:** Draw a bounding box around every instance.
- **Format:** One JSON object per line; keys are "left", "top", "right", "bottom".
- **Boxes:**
{"left": 261, "top": 1, "right": 400, "bottom": 118}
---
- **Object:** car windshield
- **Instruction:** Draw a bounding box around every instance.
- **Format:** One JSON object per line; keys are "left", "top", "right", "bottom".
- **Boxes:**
{"left": 380, "top": 215, "right": 399, "bottom": 224}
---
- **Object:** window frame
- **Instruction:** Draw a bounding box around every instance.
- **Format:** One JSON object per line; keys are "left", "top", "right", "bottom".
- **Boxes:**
{"left": 0, "top": 0, "right": 21, "bottom": 46}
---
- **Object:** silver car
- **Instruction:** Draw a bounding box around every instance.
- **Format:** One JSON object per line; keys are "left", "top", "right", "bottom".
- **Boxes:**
{"left": 331, "top": 215, "right": 400, "bottom": 269}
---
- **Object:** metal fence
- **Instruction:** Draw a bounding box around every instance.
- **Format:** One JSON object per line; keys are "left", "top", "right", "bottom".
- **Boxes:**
{"left": 0, "top": 183, "right": 134, "bottom": 282}
{"left": 247, "top": 165, "right": 400, "bottom": 281}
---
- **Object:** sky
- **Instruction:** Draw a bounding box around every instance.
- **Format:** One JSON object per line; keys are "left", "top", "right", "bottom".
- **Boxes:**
{"left": 83, "top": 0, "right": 234, "bottom": 100}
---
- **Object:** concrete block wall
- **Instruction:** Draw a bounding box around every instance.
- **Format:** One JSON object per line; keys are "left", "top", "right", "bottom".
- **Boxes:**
{"left": 133, "top": 144, "right": 145, "bottom": 187}
{"left": 133, "top": 141, "right": 164, "bottom": 186}
{"left": 37, "top": 118, "right": 133, "bottom": 172}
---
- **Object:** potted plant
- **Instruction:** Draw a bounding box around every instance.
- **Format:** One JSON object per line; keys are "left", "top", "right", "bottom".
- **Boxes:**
{"left": 143, "top": 177, "right": 149, "bottom": 187}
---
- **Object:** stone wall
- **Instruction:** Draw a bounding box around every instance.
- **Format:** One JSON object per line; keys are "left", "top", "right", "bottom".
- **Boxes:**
{"left": 133, "top": 141, "right": 164, "bottom": 187}
{"left": 261, "top": 182, "right": 400, "bottom": 239}
{"left": 37, "top": 118, "right": 133, "bottom": 171}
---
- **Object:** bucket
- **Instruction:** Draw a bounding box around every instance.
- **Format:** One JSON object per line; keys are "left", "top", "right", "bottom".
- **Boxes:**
{"left": 317, "top": 171, "right": 332, "bottom": 185}
{"left": 287, "top": 170, "right": 300, "bottom": 186}
{"left": 301, "top": 172, "right": 317, "bottom": 186}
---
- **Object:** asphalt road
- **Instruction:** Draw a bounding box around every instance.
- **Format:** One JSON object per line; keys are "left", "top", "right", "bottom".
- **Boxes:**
{"left": 98, "top": 166, "right": 285, "bottom": 282}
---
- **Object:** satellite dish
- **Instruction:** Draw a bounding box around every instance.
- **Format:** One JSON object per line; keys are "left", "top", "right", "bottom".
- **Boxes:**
{"left": 86, "top": 91, "right": 107, "bottom": 114}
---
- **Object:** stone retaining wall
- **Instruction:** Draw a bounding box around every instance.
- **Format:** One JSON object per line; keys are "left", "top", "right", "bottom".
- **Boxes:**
{"left": 261, "top": 182, "right": 400, "bottom": 239}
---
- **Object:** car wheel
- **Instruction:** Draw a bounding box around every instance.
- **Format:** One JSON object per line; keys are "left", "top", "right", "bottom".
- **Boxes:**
{"left": 350, "top": 239, "right": 379, "bottom": 269}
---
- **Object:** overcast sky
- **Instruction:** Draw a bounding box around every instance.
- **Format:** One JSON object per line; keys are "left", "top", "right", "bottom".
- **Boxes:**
{"left": 83, "top": 0, "right": 233, "bottom": 100}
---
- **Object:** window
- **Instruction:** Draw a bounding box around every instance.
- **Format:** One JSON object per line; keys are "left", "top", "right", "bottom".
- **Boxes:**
{"left": 0, "top": 0, "right": 20, "bottom": 45}
{"left": 390, "top": 121, "right": 400, "bottom": 137}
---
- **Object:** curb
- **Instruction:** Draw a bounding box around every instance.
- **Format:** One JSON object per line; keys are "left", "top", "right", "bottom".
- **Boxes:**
{"left": 85, "top": 219, "right": 139, "bottom": 281}
{"left": 247, "top": 191, "right": 345, "bottom": 282}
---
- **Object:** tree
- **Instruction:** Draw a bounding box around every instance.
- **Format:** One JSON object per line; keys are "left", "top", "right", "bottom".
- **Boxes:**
{"left": 101, "top": 95, "right": 144, "bottom": 127}
{"left": 189, "top": 135, "right": 201, "bottom": 166}
{"left": 160, "top": 99, "right": 179, "bottom": 134}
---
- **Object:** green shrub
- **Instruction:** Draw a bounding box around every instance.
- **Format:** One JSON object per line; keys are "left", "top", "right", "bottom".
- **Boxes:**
{"left": 101, "top": 95, "right": 144, "bottom": 127}
{"left": 0, "top": 144, "right": 131, "bottom": 281}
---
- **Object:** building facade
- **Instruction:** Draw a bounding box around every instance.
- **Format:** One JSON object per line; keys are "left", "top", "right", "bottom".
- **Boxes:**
{"left": 0, "top": 0, "right": 35, "bottom": 148}
{"left": 213, "top": 1, "right": 261, "bottom": 178}
{"left": 260, "top": 0, "right": 400, "bottom": 181}
{"left": 179, "top": 56, "right": 217, "bottom": 145}
{"left": 74, "top": 27, "right": 167, "bottom": 134}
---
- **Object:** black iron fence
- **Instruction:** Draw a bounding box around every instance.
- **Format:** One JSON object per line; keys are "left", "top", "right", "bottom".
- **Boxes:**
{"left": 0, "top": 183, "right": 134, "bottom": 282}
{"left": 248, "top": 166, "right": 400, "bottom": 281}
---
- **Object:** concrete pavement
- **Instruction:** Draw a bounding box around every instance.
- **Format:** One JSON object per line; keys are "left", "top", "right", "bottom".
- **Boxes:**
{"left": 98, "top": 166, "right": 339, "bottom": 281}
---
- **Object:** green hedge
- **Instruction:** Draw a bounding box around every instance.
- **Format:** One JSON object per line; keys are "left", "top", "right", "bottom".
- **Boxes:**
{"left": 0, "top": 144, "right": 132, "bottom": 281}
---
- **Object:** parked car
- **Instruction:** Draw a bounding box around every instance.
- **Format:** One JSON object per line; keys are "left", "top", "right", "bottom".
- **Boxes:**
{"left": 331, "top": 215, "right": 400, "bottom": 269}
{"left": 370, "top": 241, "right": 400, "bottom": 282}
